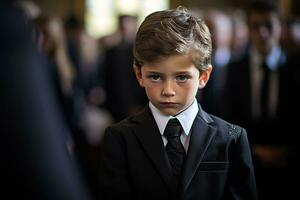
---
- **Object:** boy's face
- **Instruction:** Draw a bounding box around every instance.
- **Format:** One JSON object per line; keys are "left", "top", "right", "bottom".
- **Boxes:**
{"left": 134, "top": 54, "right": 212, "bottom": 116}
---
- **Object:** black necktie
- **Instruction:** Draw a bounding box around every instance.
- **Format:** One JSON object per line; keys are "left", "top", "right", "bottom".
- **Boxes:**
{"left": 164, "top": 118, "right": 186, "bottom": 189}
{"left": 260, "top": 62, "right": 270, "bottom": 119}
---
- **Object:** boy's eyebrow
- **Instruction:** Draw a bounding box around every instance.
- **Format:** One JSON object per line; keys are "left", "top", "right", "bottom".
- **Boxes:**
{"left": 145, "top": 71, "right": 192, "bottom": 75}
{"left": 173, "top": 71, "right": 192, "bottom": 75}
{"left": 145, "top": 71, "right": 164, "bottom": 75}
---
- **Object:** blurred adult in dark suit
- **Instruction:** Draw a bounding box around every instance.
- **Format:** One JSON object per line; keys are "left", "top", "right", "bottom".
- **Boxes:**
{"left": 198, "top": 9, "right": 233, "bottom": 119}
{"left": 0, "top": 3, "right": 92, "bottom": 199}
{"left": 226, "top": 1, "right": 299, "bottom": 199}
{"left": 103, "top": 15, "right": 147, "bottom": 122}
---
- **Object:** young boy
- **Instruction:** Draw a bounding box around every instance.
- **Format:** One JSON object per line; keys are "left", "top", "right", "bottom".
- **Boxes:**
{"left": 99, "top": 7, "right": 257, "bottom": 200}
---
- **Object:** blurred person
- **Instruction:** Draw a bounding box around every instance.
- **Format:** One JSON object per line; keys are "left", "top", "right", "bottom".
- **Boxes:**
{"left": 102, "top": 14, "right": 147, "bottom": 122}
{"left": 0, "top": 3, "right": 92, "bottom": 199}
{"left": 35, "top": 16, "right": 75, "bottom": 95}
{"left": 281, "top": 17, "right": 300, "bottom": 58}
{"left": 227, "top": 1, "right": 300, "bottom": 199}
{"left": 14, "top": 0, "right": 76, "bottom": 152}
{"left": 281, "top": 16, "right": 300, "bottom": 87}
{"left": 34, "top": 13, "right": 106, "bottom": 197}
{"left": 63, "top": 13, "right": 114, "bottom": 199}
{"left": 64, "top": 13, "right": 102, "bottom": 94}
{"left": 205, "top": 9, "right": 233, "bottom": 69}
{"left": 99, "top": 7, "right": 257, "bottom": 200}
{"left": 229, "top": 9, "right": 249, "bottom": 62}
{"left": 63, "top": 13, "right": 111, "bottom": 146}
{"left": 33, "top": 15, "right": 82, "bottom": 140}
{"left": 197, "top": 9, "right": 233, "bottom": 119}
{"left": 99, "top": 14, "right": 139, "bottom": 50}
{"left": 34, "top": 13, "right": 112, "bottom": 198}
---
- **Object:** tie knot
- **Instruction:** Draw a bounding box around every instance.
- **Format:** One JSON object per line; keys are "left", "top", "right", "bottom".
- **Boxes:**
{"left": 164, "top": 118, "right": 182, "bottom": 138}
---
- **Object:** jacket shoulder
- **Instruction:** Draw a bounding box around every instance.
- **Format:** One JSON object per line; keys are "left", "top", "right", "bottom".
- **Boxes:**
{"left": 227, "top": 123, "right": 243, "bottom": 140}
{"left": 209, "top": 115, "right": 243, "bottom": 140}
{"left": 105, "top": 109, "right": 146, "bottom": 134}
{"left": 106, "top": 116, "right": 136, "bottom": 131}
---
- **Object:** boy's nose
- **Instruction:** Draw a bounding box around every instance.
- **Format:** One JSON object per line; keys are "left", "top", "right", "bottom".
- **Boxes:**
{"left": 161, "top": 80, "right": 175, "bottom": 97}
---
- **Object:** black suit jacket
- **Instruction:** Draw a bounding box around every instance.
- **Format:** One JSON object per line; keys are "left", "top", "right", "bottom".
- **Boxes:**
{"left": 99, "top": 105, "right": 257, "bottom": 200}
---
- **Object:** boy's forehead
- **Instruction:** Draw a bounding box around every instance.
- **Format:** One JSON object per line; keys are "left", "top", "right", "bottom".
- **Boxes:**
{"left": 141, "top": 54, "right": 198, "bottom": 72}
{"left": 145, "top": 54, "right": 188, "bottom": 64}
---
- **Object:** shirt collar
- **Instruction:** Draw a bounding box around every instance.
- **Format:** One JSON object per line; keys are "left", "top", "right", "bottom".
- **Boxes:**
{"left": 149, "top": 99, "right": 199, "bottom": 136}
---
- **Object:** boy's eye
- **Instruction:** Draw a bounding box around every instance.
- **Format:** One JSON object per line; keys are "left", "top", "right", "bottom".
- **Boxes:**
{"left": 176, "top": 75, "right": 190, "bottom": 82}
{"left": 147, "top": 74, "right": 161, "bottom": 82}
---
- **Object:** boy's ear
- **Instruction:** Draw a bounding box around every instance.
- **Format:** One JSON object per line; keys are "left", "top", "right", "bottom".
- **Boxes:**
{"left": 133, "top": 64, "right": 144, "bottom": 87}
{"left": 198, "top": 64, "right": 212, "bottom": 89}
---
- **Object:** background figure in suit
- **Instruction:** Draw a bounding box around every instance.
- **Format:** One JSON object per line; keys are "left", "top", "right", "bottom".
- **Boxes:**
{"left": 0, "top": 3, "right": 92, "bottom": 199}
{"left": 102, "top": 15, "right": 147, "bottom": 122}
{"left": 226, "top": 1, "right": 300, "bottom": 199}
{"left": 197, "top": 9, "right": 233, "bottom": 119}
{"left": 99, "top": 7, "right": 257, "bottom": 200}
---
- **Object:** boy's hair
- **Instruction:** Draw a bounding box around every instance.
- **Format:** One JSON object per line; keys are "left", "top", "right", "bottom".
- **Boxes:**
{"left": 133, "top": 6, "right": 212, "bottom": 71}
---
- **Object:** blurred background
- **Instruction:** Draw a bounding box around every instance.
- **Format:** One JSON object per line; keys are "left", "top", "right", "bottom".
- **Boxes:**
{"left": 21, "top": 0, "right": 300, "bottom": 38}
{"left": 1, "top": 0, "right": 300, "bottom": 199}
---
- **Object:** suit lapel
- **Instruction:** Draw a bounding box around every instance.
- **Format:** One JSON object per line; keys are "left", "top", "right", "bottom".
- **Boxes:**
{"left": 180, "top": 106, "right": 217, "bottom": 196}
{"left": 132, "top": 107, "right": 176, "bottom": 197}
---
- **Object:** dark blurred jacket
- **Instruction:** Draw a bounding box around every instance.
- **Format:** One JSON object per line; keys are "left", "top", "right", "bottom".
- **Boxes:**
{"left": 0, "top": 4, "right": 92, "bottom": 200}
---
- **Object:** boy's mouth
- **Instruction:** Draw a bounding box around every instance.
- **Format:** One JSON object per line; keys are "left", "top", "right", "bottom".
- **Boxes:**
{"left": 159, "top": 102, "right": 178, "bottom": 107}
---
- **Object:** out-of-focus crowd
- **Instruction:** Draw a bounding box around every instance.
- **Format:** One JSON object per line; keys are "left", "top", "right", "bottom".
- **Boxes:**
{"left": 1, "top": 0, "right": 300, "bottom": 199}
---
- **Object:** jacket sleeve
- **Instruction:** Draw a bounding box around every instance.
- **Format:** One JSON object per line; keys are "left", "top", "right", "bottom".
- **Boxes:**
{"left": 224, "top": 127, "right": 258, "bottom": 200}
{"left": 99, "top": 126, "right": 134, "bottom": 200}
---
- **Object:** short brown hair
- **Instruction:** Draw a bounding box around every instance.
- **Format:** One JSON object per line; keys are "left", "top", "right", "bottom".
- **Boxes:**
{"left": 133, "top": 6, "right": 212, "bottom": 71}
